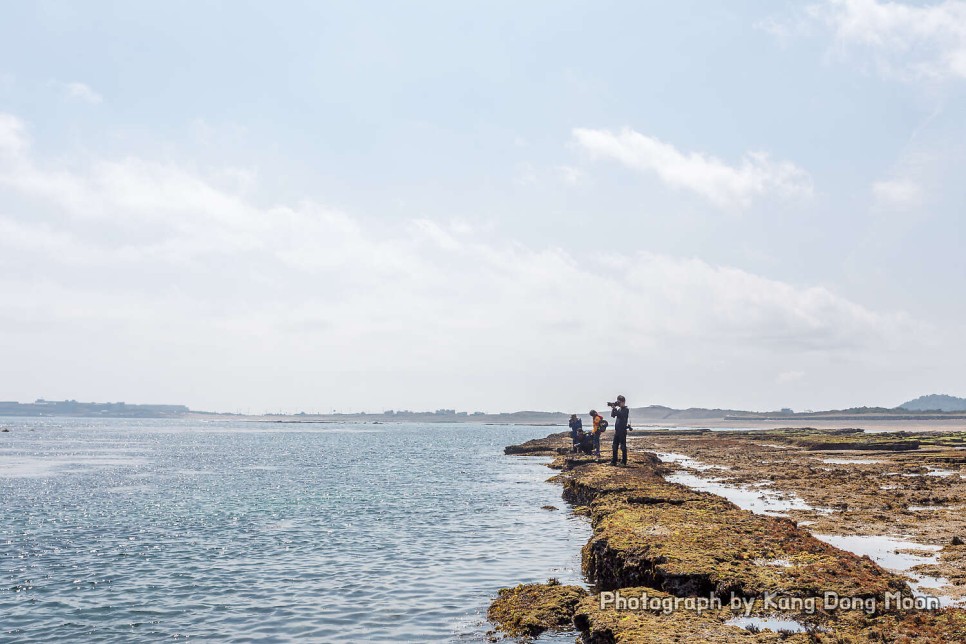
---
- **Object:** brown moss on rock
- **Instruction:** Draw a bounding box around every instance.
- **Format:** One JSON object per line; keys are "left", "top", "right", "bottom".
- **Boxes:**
{"left": 855, "top": 608, "right": 966, "bottom": 642}
{"left": 582, "top": 500, "right": 906, "bottom": 601}
{"left": 909, "top": 542, "right": 966, "bottom": 591}
{"left": 918, "top": 431, "right": 966, "bottom": 447}
{"left": 797, "top": 438, "right": 920, "bottom": 452}
{"left": 487, "top": 579, "right": 587, "bottom": 638}
{"left": 553, "top": 451, "right": 908, "bottom": 601}
{"left": 573, "top": 588, "right": 817, "bottom": 643}
{"left": 740, "top": 427, "right": 921, "bottom": 451}
{"left": 504, "top": 432, "right": 571, "bottom": 456}
{"left": 558, "top": 456, "right": 693, "bottom": 507}
{"left": 622, "top": 426, "right": 966, "bottom": 548}
{"left": 574, "top": 589, "right": 966, "bottom": 642}
{"left": 499, "top": 429, "right": 966, "bottom": 642}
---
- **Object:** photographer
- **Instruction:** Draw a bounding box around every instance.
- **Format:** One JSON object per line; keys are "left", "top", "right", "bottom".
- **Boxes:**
{"left": 608, "top": 395, "right": 630, "bottom": 466}
{"left": 568, "top": 414, "right": 582, "bottom": 452}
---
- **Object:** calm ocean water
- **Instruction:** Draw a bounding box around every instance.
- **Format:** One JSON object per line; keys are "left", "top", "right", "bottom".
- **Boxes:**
{"left": 0, "top": 418, "right": 590, "bottom": 642}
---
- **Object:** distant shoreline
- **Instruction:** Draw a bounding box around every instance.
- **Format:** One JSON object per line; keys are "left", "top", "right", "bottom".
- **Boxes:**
{"left": 3, "top": 400, "right": 966, "bottom": 428}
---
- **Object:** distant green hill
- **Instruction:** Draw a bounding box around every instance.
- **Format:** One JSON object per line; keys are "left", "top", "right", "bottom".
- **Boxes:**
{"left": 899, "top": 394, "right": 966, "bottom": 412}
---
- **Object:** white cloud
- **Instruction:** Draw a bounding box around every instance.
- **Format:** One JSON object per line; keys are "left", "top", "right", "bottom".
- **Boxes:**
{"left": 58, "top": 81, "right": 103, "bottom": 104}
{"left": 777, "top": 370, "right": 806, "bottom": 384}
{"left": 0, "top": 112, "right": 920, "bottom": 411}
{"left": 573, "top": 127, "right": 813, "bottom": 210}
{"left": 512, "top": 161, "right": 537, "bottom": 186}
{"left": 807, "top": 0, "right": 966, "bottom": 80}
{"left": 872, "top": 177, "right": 923, "bottom": 208}
{"left": 0, "top": 113, "right": 29, "bottom": 156}
{"left": 755, "top": 14, "right": 815, "bottom": 46}
{"left": 756, "top": 16, "right": 793, "bottom": 42}
{"left": 556, "top": 165, "right": 584, "bottom": 185}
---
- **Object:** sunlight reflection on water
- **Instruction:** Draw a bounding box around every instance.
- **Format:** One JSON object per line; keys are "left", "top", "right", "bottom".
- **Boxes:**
{"left": 0, "top": 418, "right": 589, "bottom": 642}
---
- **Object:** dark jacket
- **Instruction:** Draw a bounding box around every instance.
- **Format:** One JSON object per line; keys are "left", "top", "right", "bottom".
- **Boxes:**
{"left": 569, "top": 417, "right": 583, "bottom": 438}
{"left": 611, "top": 405, "right": 629, "bottom": 435}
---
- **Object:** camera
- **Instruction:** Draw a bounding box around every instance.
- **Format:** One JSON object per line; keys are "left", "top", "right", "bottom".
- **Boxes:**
{"left": 607, "top": 402, "right": 617, "bottom": 407}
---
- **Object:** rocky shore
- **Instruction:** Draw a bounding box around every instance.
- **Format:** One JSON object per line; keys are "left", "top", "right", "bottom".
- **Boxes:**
{"left": 490, "top": 430, "right": 966, "bottom": 642}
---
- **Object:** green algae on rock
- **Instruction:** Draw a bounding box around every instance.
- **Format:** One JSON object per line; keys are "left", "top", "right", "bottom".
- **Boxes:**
{"left": 563, "top": 462, "right": 909, "bottom": 602}
{"left": 487, "top": 579, "right": 587, "bottom": 638}
{"left": 504, "top": 433, "right": 571, "bottom": 456}
{"left": 573, "top": 586, "right": 821, "bottom": 643}
{"left": 574, "top": 588, "right": 966, "bottom": 643}
{"left": 496, "top": 428, "right": 966, "bottom": 641}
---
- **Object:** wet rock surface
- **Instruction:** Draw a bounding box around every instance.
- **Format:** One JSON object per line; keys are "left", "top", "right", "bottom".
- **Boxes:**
{"left": 490, "top": 428, "right": 966, "bottom": 642}
{"left": 504, "top": 432, "right": 572, "bottom": 456}
{"left": 627, "top": 428, "right": 966, "bottom": 599}
{"left": 487, "top": 579, "right": 587, "bottom": 639}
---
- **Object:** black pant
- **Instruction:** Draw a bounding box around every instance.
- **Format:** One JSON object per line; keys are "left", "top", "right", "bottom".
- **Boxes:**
{"left": 611, "top": 431, "right": 627, "bottom": 465}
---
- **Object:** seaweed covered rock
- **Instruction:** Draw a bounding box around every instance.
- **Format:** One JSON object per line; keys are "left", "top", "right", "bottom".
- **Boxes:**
{"left": 561, "top": 464, "right": 706, "bottom": 507}
{"left": 573, "top": 587, "right": 817, "bottom": 643}
{"left": 500, "top": 429, "right": 966, "bottom": 641}
{"left": 746, "top": 427, "right": 921, "bottom": 451}
{"left": 863, "top": 608, "right": 966, "bottom": 642}
{"left": 550, "top": 453, "right": 908, "bottom": 600}
{"left": 487, "top": 579, "right": 587, "bottom": 638}
{"left": 574, "top": 587, "right": 966, "bottom": 643}
{"left": 504, "top": 432, "right": 571, "bottom": 456}
{"left": 582, "top": 500, "right": 907, "bottom": 600}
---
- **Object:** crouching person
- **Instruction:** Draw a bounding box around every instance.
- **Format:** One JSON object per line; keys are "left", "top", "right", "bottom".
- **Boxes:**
{"left": 568, "top": 414, "right": 582, "bottom": 452}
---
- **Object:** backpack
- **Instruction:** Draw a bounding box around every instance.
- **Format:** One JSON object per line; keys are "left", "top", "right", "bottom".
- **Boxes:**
{"left": 597, "top": 419, "right": 608, "bottom": 432}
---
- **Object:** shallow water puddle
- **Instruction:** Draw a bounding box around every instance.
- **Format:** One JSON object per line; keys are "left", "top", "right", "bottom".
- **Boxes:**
{"left": 658, "top": 451, "right": 964, "bottom": 607}
{"left": 665, "top": 471, "right": 813, "bottom": 516}
{"left": 752, "top": 558, "right": 794, "bottom": 567}
{"left": 820, "top": 458, "right": 884, "bottom": 465}
{"left": 908, "top": 574, "right": 957, "bottom": 606}
{"left": 812, "top": 534, "right": 959, "bottom": 606}
{"left": 895, "top": 467, "right": 960, "bottom": 478}
{"left": 925, "top": 467, "right": 959, "bottom": 477}
{"left": 813, "top": 534, "right": 939, "bottom": 569}
{"left": 659, "top": 451, "right": 815, "bottom": 515}
{"left": 530, "top": 629, "right": 582, "bottom": 643}
{"left": 725, "top": 616, "right": 810, "bottom": 633}
{"left": 656, "top": 452, "right": 728, "bottom": 471}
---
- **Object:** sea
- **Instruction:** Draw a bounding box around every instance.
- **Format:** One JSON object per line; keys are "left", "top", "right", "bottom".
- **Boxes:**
{"left": 0, "top": 418, "right": 590, "bottom": 642}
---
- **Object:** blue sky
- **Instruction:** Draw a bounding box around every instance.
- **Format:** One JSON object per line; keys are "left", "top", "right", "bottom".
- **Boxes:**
{"left": 1, "top": 0, "right": 964, "bottom": 413}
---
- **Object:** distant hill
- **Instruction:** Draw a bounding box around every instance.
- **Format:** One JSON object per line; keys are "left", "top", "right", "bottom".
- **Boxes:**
{"left": 631, "top": 405, "right": 745, "bottom": 420}
{"left": 4, "top": 398, "right": 965, "bottom": 422}
{"left": 0, "top": 399, "right": 189, "bottom": 418}
{"left": 898, "top": 394, "right": 966, "bottom": 412}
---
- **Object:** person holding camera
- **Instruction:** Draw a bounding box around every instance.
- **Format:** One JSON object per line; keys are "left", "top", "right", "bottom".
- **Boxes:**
{"left": 608, "top": 395, "right": 630, "bottom": 466}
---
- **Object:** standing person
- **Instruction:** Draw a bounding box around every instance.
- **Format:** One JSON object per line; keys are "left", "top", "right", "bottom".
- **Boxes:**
{"left": 568, "top": 414, "right": 582, "bottom": 452}
{"left": 589, "top": 409, "right": 605, "bottom": 458}
{"left": 609, "top": 395, "right": 630, "bottom": 466}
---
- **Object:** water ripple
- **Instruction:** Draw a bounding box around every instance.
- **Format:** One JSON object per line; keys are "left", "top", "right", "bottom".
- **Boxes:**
{"left": 0, "top": 419, "right": 589, "bottom": 641}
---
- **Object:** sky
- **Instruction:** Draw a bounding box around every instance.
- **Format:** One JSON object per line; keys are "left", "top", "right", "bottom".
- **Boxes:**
{"left": 1, "top": 0, "right": 964, "bottom": 414}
